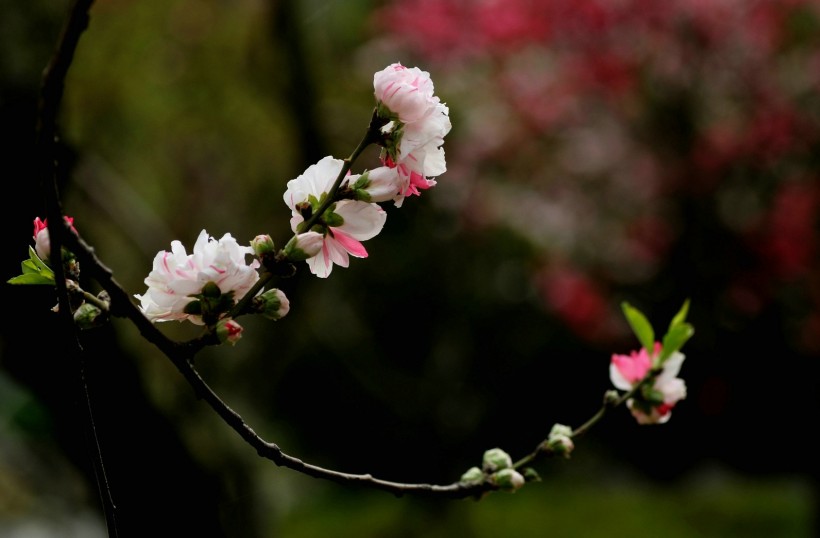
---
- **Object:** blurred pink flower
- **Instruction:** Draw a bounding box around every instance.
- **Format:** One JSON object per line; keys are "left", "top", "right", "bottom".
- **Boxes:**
{"left": 610, "top": 343, "right": 687, "bottom": 425}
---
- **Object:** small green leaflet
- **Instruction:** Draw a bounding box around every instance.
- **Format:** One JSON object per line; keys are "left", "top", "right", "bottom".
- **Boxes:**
{"left": 7, "top": 246, "right": 55, "bottom": 286}
{"left": 658, "top": 299, "right": 694, "bottom": 363}
{"left": 621, "top": 299, "right": 694, "bottom": 364}
{"left": 620, "top": 301, "right": 654, "bottom": 353}
{"left": 658, "top": 322, "right": 694, "bottom": 363}
{"left": 668, "top": 298, "right": 690, "bottom": 331}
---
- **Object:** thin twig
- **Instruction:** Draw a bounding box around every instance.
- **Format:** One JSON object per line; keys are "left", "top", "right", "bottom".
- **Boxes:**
{"left": 36, "top": 0, "right": 119, "bottom": 535}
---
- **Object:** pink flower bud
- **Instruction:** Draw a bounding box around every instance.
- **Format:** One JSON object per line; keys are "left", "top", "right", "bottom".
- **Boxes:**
{"left": 33, "top": 216, "right": 75, "bottom": 261}
{"left": 251, "top": 234, "right": 275, "bottom": 258}
{"left": 283, "top": 232, "right": 324, "bottom": 262}
{"left": 216, "top": 319, "right": 243, "bottom": 346}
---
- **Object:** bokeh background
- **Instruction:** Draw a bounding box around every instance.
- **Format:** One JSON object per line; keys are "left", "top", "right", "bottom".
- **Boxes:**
{"left": 1, "top": 0, "right": 818, "bottom": 536}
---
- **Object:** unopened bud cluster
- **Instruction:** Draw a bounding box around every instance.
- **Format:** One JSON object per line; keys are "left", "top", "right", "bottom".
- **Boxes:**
{"left": 459, "top": 447, "right": 526, "bottom": 493}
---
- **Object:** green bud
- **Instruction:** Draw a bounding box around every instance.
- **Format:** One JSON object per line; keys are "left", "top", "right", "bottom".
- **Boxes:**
{"left": 546, "top": 423, "right": 575, "bottom": 459}
{"left": 460, "top": 466, "right": 484, "bottom": 485}
{"left": 73, "top": 302, "right": 104, "bottom": 330}
{"left": 251, "top": 234, "right": 275, "bottom": 258}
{"left": 604, "top": 390, "right": 620, "bottom": 405}
{"left": 491, "top": 468, "right": 525, "bottom": 492}
{"left": 252, "top": 288, "right": 290, "bottom": 321}
{"left": 523, "top": 467, "right": 541, "bottom": 482}
{"left": 482, "top": 448, "right": 513, "bottom": 472}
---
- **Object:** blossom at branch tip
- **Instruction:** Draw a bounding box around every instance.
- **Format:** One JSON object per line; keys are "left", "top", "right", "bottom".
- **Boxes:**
{"left": 374, "top": 62, "right": 440, "bottom": 123}
{"left": 283, "top": 156, "right": 386, "bottom": 278}
{"left": 33, "top": 216, "right": 76, "bottom": 261}
{"left": 135, "top": 230, "right": 260, "bottom": 324}
{"left": 610, "top": 343, "right": 687, "bottom": 425}
{"left": 373, "top": 62, "right": 451, "bottom": 207}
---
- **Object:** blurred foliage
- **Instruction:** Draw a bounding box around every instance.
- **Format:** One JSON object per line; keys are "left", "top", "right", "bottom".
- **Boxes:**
{"left": 1, "top": 0, "right": 817, "bottom": 536}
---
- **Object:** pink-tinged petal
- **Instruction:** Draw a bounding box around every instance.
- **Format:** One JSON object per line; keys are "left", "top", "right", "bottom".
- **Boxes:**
{"left": 610, "top": 347, "right": 652, "bottom": 385}
{"left": 33, "top": 217, "right": 47, "bottom": 237}
{"left": 334, "top": 200, "right": 387, "bottom": 240}
{"left": 362, "top": 166, "right": 402, "bottom": 202}
{"left": 325, "top": 236, "right": 352, "bottom": 267}
{"left": 283, "top": 156, "right": 343, "bottom": 212}
{"left": 331, "top": 228, "right": 368, "bottom": 258}
{"left": 135, "top": 229, "right": 259, "bottom": 323}
{"left": 307, "top": 242, "right": 334, "bottom": 278}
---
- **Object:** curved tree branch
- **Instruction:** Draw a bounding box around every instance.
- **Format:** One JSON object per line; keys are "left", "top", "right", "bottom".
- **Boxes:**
{"left": 36, "top": 0, "right": 641, "bottom": 508}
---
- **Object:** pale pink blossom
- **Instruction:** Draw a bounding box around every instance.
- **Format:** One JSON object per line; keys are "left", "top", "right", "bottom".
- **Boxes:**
{"left": 284, "top": 156, "right": 386, "bottom": 278}
{"left": 135, "top": 230, "right": 260, "bottom": 324}
{"left": 610, "top": 343, "right": 687, "bottom": 425}
{"left": 374, "top": 63, "right": 440, "bottom": 123}
{"left": 374, "top": 63, "right": 451, "bottom": 207}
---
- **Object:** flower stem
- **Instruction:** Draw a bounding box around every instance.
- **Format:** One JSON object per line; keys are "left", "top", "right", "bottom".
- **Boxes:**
{"left": 297, "top": 109, "right": 379, "bottom": 234}
{"left": 227, "top": 270, "right": 274, "bottom": 319}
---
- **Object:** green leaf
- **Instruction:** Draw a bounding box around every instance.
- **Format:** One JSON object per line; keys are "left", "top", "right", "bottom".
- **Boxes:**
{"left": 7, "top": 273, "right": 56, "bottom": 285}
{"left": 668, "top": 299, "right": 690, "bottom": 331}
{"left": 8, "top": 247, "right": 55, "bottom": 285}
{"left": 658, "top": 322, "right": 694, "bottom": 363}
{"left": 621, "top": 302, "right": 655, "bottom": 352}
{"left": 28, "top": 246, "right": 50, "bottom": 270}
{"left": 21, "top": 259, "right": 40, "bottom": 274}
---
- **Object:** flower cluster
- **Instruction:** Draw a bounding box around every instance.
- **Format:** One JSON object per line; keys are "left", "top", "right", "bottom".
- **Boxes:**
{"left": 608, "top": 301, "right": 693, "bottom": 425}
{"left": 460, "top": 447, "right": 527, "bottom": 492}
{"left": 610, "top": 343, "right": 687, "bottom": 424}
{"left": 369, "top": 62, "right": 451, "bottom": 208}
{"left": 283, "top": 62, "right": 451, "bottom": 278}
{"left": 135, "top": 230, "right": 261, "bottom": 326}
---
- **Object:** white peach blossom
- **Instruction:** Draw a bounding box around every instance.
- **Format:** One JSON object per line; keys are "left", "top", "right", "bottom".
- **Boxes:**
{"left": 135, "top": 230, "right": 260, "bottom": 324}
{"left": 284, "top": 156, "right": 386, "bottom": 278}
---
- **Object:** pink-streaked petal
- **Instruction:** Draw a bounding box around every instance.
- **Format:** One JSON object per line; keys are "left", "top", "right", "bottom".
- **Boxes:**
{"left": 331, "top": 229, "right": 368, "bottom": 258}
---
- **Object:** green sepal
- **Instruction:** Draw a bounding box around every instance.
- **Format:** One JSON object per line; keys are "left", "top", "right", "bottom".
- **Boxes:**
{"left": 351, "top": 173, "right": 370, "bottom": 190}
{"left": 183, "top": 300, "right": 202, "bottom": 316}
{"left": 353, "top": 189, "right": 372, "bottom": 202}
{"left": 621, "top": 302, "right": 655, "bottom": 353}
{"left": 523, "top": 468, "right": 541, "bottom": 482}
{"left": 376, "top": 102, "right": 398, "bottom": 122}
{"left": 640, "top": 385, "right": 665, "bottom": 405}
{"left": 201, "top": 281, "right": 221, "bottom": 299}
{"left": 323, "top": 209, "right": 344, "bottom": 228}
